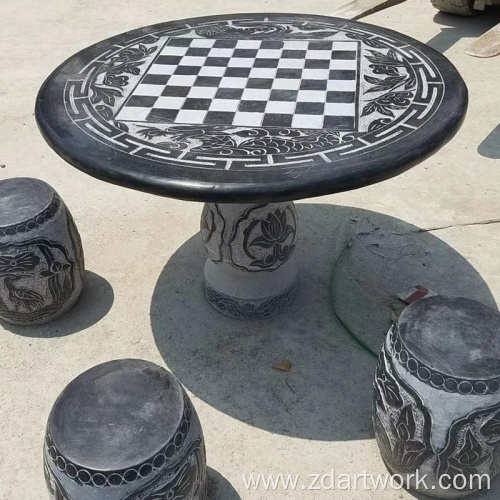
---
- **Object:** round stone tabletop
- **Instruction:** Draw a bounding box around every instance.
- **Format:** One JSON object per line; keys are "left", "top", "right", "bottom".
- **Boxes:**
{"left": 36, "top": 13, "right": 468, "bottom": 203}
{"left": 47, "top": 359, "right": 184, "bottom": 472}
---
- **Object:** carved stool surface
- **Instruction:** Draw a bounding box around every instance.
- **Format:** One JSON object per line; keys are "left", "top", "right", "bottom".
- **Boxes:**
{"left": 44, "top": 359, "right": 207, "bottom": 500}
{"left": 373, "top": 295, "right": 500, "bottom": 498}
{"left": 0, "top": 177, "right": 84, "bottom": 325}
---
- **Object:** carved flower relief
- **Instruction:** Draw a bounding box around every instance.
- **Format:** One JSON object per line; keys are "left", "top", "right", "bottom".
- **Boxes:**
{"left": 373, "top": 347, "right": 433, "bottom": 474}
{"left": 229, "top": 205, "right": 297, "bottom": 272}
{"left": 436, "top": 406, "right": 500, "bottom": 489}
{"left": 200, "top": 204, "right": 224, "bottom": 263}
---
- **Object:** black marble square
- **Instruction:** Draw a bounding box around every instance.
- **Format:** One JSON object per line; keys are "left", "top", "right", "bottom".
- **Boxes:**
{"left": 329, "top": 70, "right": 357, "bottom": 80}
{"left": 126, "top": 96, "right": 158, "bottom": 107}
{"left": 282, "top": 50, "right": 307, "bottom": 59}
{"left": 247, "top": 78, "right": 274, "bottom": 89}
{"left": 183, "top": 98, "right": 212, "bottom": 110}
{"left": 157, "top": 55, "right": 183, "bottom": 65}
{"left": 205, "top": 57, "right": 231, "bottom": 67}
{"left": 147, "top": 109, "right": 179, "bottom": 122}
{"left": 225, "top": 67, "right": 251, "bottom": 78}
{"left": 174, "top": 65, "right": 201, "bottom": 75}
{"left": 168, "top": 38, "right": 192, "bottom": 47}
{"left": 143, "top": 74, "right": 171, "bottom": 85}
{"left": 326, "top": 91, "right": 356, "bottom": 103}
{"left": 194, "top": 76, "right": 222, "bottom": 87}
{"left": 262, "top": 114, "right": 293, "bottom": 127}
{"left": 300, "top": 79, "right": 327, "bottom": 91}
{"left": 308, "top": 41, "right": 333, "bottom": 50}
{"left": 214, "top": 39, "right": 238, "bottom": 48}
{"left": 204, "top": 111, "right": 235, "bottom": 124}
{"left": 296, "top": 102, "right": 324, "bottom": 115}
{"left": 253, "top": 58, "right": 280, "bottom": 68}
{"left": 261, "top": 40, "right": 284, "bottom": 49}
{"left": 276, "top": 68, "right": 302, "bottom": 79}
{"left": 215, "top": 88, "right": 244, "bottom": 99}
{"left": 186, "top": 48, "right": 211, "bottom": 57}
{"left": 239, "top": 101, "right": 267, "bottom": 112}
{"left": 233, "top": 49, "right": 258, "bottom": 58}
{"left": 331, "top": 50, "right": 357, "bottom": 60}
{"left": 161, "top": 86, "right": 191, "bottom": 97}
{"left": 269, "top": 90, "right": 298, "bottom": 101}
{"left": 305, "top": 59, "right": 330, "bottom": 69}
{"left": 324, "top": 115, "right": 355, "bottom": 129}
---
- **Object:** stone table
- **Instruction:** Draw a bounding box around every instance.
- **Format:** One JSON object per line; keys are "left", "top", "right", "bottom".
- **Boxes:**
{"left": 36, "top": 14, "right": 467, "bottom": 319}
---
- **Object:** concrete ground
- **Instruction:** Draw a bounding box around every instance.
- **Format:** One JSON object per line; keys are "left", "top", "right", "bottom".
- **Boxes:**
{"left": 1, "top": 0, "right": 500, "bottom": 498}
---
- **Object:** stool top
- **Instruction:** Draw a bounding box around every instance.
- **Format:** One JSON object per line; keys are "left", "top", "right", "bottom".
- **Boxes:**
{"left": 47, "top": 359, "right": 184, "bottom": 472}
{"left": 397, "top": 296, "right": 500, "bottom": 382}
{"left": 0, "top": 178, "right": 55, "bottom": 228}
{"left": 36, "top": 13, "right": 467, "bottom": 203}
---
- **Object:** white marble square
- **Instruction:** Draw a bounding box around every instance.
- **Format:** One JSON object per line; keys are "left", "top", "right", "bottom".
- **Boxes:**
{"left": 256, "top": 49, "right": 282, "bottom": 59}
{"left": 148, "top": 64, "right": 177, "bottom": 75}
{"left": 277, "top": 59, "right": 305, "bottom": 69}
{"left": 331, "top": 41, "right": 359, "bottom": 51}
{"left": 167, "top": 74, "right": 198, "bottom": 86}
{"left": 161, "top": 46, "right": 190, "bottom": 56}
{"left": 190, "top": 39, "right": 216, "bottom": 48}
{"left": 249, "top": 67, "right": 276, "bottom": 79}
{"left": 265, "top": 101, "right": 295, "bottom": 114}
{"left": 154, "top": 96, "right": 186, "bottom": 109}
{"left": 227, "top": 58, "right": 255, "bottom": 68}
{"left": 330, "top": 59, "right": 358, "bottom": 70}
{"left": 208, "top": 99, "right": 239, "bottom": 112}
{"left": 283, "top": 41, "right": 309, "bottom": 50}
{"left": 324, "top": 102, "right": 356, "bottom": 115}
{"left": 219, "top": 77, "right": 248, "bottom": 88}
{"left": 327, "top": 79, "right": 357, "bottom": 91}
{"left": 272, "top": 79, "right": 301, "bottom": 90}
{"left": 179, "top": 56, "right": 207, "bottom": 66}
{"left": 115, "top": 107, "right": 151, "bottom": 121}
{"left": 232, "top": 111, "right": 263, "bottom": 126}
{"left": 176, "top": 109, "right": 208, "bottom": 124}
{"left": 187, "top": 86, "right": 218, "bottom": 98}
{"left": 297, "top": 90, "right": 328, "bottom": 102}
{"left": 198, "top": 66, "right": 226, "bottom": 77}
{"left": 133, "top": 84, "right": 166, "bottom": 97}
{"left": 241, "top": 88, "right": 271, "bottom": 100}
{"left": 235, "top": 40, "right": 261, "bottom": 49}
{"left": 292, "top": 114, "right": 324, "bottom": 129}
{"left": 301, "top": 69, "right": 330, "bottom": 80}
{"left": 208, "top": 48, "right": 234, "bottom": 58}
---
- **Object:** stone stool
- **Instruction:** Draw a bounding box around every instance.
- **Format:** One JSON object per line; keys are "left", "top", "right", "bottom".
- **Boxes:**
{"left": 0, "top": 177, "right": 84, "bottom": 325}
{"left": 44, "top": 359, "right": 207, "bottom": 500}
{"left": 373, "top": 295, "right": 500, "bottom": 498}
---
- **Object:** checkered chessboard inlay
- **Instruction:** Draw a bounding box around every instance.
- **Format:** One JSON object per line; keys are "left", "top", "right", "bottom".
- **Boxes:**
{"left": 115, "top": 38, "right": 359, "bottom": 130}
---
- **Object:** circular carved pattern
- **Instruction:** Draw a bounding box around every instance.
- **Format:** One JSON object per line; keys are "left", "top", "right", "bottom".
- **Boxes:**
{"left": 205, "top": 282, "right": 296, "bottom": 319}
{"left": 390, "top": 323, "right": 500, "bottom": 396}
{"left": 45, "top": 391, "right": 193, "bottom": 487}
{"left": 0, "top": 194, "right": 61, "bottom": 238}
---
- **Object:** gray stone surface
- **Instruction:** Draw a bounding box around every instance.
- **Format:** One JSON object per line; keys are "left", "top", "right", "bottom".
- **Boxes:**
{"left": 374, "top": 296, "right": 500, "bottom": 498}
{"left": 0, "top": 178, "right": 84, "bottom": 325}
{"left": 44, "top": 359, "right": 207, "bottom": 499}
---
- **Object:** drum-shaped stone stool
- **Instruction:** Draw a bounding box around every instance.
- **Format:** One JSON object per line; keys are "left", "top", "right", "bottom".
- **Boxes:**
{"left": 0, "top": 177, "right": 84, "bottom": 325}
{"left": 373, "top": 296, "right": 500, "bottom": 498}
{"left": 44, "top": 359, "right": 207, "bottom": 500}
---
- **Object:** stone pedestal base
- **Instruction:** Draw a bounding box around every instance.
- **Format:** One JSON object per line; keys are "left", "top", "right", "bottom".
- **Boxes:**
{"left": 200, "top": 202, "right": 297, "bottom": 319}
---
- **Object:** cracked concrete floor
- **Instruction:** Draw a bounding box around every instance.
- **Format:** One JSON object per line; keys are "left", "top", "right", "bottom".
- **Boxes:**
{"left": 1, "top": 0, "right": 500, "bottom": 498}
